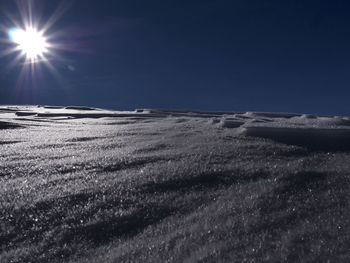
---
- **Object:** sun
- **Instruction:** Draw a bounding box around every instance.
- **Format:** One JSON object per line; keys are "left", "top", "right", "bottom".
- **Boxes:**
{"left": 9, "top": 27, "right": 49, "bottom": 63}
{"left": 0, "top": 0, "right": 76, "bottom": 93}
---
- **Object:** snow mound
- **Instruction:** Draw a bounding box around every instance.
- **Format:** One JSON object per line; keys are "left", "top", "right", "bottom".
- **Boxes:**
{"left": 218, "top": 112, "right": 350, "bottom": 151}
{"left": 241, "top": 126, "right": 350, "bottom": 151}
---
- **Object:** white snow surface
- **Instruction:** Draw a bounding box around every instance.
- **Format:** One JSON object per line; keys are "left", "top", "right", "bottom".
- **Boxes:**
{"left": 0, "top": 105, "right": 350, "bottom": 262}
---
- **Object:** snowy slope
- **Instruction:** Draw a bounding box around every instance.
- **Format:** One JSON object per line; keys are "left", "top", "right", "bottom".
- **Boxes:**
{"left": 0, "top": 105, "right": 349, "bottom": 262}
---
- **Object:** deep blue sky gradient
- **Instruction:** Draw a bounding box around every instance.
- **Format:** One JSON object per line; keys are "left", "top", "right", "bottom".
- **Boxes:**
{"left": 1, "top": 0, "right": 350, "bottom": 115}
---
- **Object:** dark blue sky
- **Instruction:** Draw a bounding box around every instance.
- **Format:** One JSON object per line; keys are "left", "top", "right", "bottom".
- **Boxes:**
{"left": 1, "top": 0, "right": 350, "bottom": 115}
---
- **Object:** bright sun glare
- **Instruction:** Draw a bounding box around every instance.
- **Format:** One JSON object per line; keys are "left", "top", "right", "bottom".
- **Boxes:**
{"left": 9, "top": 27, "right": 48, "bottom": 62}
{"left": 1, "top": 0, "right": 72, "bottom": 82}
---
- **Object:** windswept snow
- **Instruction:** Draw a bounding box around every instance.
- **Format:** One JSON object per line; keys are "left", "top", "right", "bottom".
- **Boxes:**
{"left": 218, "top": 112, "right": 350, "bottom": 151}
{"left": 0, "top": 105, "right": 349, "bottom": 262}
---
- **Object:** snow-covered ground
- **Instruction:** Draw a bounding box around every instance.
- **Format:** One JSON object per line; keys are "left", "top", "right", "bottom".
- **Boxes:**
{"left": 0, "top": 105, "right": 349, "bottom": 262}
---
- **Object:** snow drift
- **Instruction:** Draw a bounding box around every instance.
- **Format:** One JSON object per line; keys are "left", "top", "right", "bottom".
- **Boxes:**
{"left": 0, "top": 105, "right": 349, "bottom": 262}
